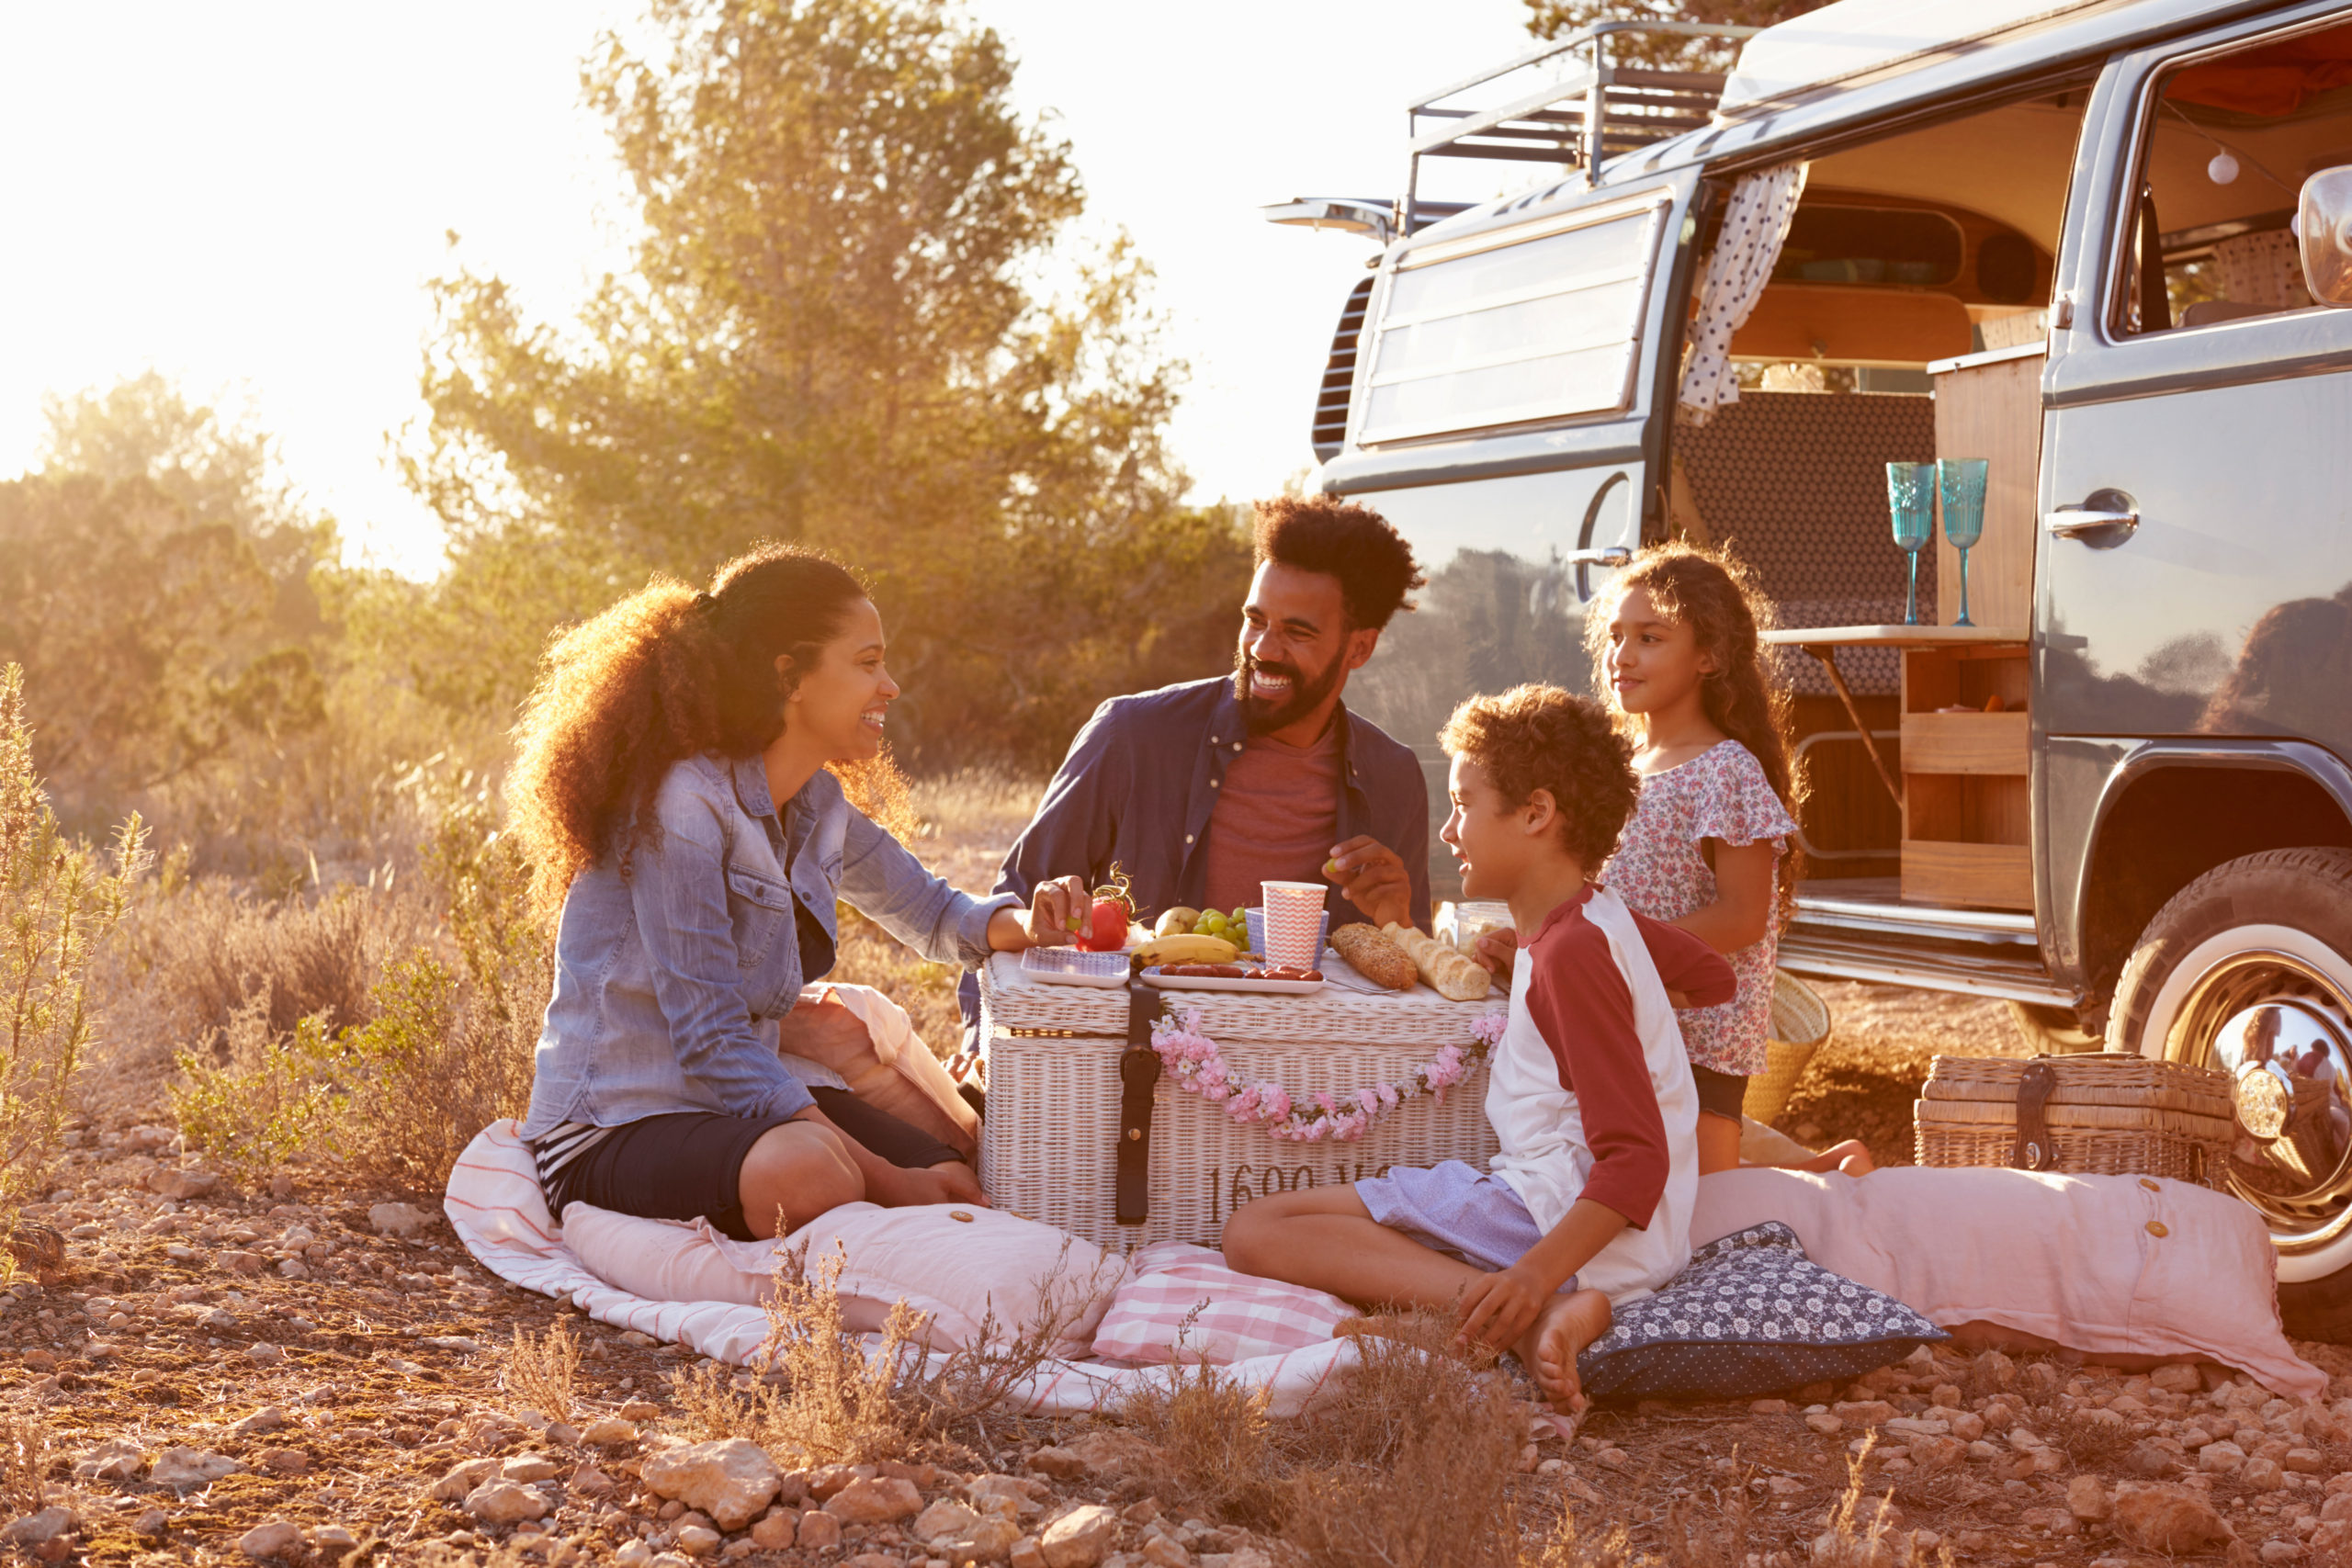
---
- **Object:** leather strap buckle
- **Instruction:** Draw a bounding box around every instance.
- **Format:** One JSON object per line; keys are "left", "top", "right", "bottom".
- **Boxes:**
{"left": 1115, "top": 979, "right": 1162, "bottom": 1225}
{"left": 2013, "top": 1059, "right": 2060, "bottom": 1171}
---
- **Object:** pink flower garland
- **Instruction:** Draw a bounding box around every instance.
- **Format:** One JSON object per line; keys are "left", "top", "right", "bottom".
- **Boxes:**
{"left": 1148, "top": 1008, "right": 1509, "bottom": 1143}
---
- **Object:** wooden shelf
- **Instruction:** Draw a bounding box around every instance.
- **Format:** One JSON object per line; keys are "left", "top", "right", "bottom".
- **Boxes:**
{"left": 1899, "top": 642, "right": 2032, "bottom": 911}
{"left": 1761, "top": 624, "right": 2030, "bottom": 649}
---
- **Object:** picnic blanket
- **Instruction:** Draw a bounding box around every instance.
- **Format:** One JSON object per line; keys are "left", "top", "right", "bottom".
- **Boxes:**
{"left": 442, "top": 1120, "right": 1364, "bottom": 1415}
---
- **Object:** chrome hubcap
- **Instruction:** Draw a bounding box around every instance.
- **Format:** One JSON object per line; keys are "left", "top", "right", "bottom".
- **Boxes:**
{"left": 2168, "top": 950, "right": 2352, "bottom": 1253}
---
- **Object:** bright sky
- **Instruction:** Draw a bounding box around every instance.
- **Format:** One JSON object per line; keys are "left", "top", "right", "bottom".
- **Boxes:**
{"left": 0, "top": 2, "right": 1539, "bottom": 576}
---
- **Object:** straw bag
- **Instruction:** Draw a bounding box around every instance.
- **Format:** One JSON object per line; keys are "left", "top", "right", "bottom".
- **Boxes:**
{"left": 1913, "top": 1053, "right": 2235, "bottom": 1187}
{"left": 1742, "top": 971, "right": 1832, "bottom": 1125}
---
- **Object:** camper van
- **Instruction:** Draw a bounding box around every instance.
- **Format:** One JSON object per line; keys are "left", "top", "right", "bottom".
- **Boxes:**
{"left": 1273, "top": 0, "right": 2352, "bottom": 1335}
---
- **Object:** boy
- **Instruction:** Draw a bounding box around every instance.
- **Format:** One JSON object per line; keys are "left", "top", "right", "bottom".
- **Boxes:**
{"left": 1220, "top": 685, "right": 1734, "bottom": 1412}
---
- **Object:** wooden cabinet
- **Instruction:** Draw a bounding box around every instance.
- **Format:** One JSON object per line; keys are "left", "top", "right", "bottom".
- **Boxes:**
{"left": 1900, "top": 643, "right": 2030, "bottom": 909}
{"left": 1929, "top": 343, "right": 2044, "bottom": 633}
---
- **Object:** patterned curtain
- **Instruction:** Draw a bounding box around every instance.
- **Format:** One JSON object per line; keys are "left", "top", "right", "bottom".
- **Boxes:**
{"left": 2215, "top": 229, "right": 2313, "bottom": 310}
{"left": 1676, "top": 161, "right": 1811, "bottom": 425}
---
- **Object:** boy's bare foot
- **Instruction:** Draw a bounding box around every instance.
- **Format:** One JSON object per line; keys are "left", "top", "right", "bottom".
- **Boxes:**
{"left": 1515, "top": 1287, "right": 1610, "bottom": 1414}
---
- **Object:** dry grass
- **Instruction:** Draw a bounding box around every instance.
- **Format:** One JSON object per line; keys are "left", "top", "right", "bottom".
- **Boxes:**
{"left": 673, "top": 1243, "right": 932, "bottom": 1466}
{"left": 1119, "top": 1360, "right": 1280, "bottom": 1525}
{"left": 1279, "top": 1316, "right": 1522, "bottom": 1568}
{"left": 505, "top": 1315, "right": 582, "bottom": 1425}
{"left": 0, "top": 1411, "right": 50, "bottom": 1517}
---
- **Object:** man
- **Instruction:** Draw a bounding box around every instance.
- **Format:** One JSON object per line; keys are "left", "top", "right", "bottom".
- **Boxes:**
{"left": 957, "top": 494, "right": 1432, "bottom": 1043}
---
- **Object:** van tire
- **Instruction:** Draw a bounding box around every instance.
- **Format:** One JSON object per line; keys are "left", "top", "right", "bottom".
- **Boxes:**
{"left": 2107, "top": 847, "right": 2352, "bottom": 1342}
{"left": 2007, "top": 1001, "right": 2104, "bottom": 1054}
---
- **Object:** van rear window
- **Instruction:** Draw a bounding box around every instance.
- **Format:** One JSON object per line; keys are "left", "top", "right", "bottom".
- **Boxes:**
{"left": 1358, "top": 197, "right": 1667, "bottom": 445}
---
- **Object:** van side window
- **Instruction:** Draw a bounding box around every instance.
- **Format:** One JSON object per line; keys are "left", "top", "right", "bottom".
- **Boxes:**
{"left": 2112, "top": 18, "right": 2352, "bottom": 336}
{"left": 1357, "top": 197, "right": 1668, "bottom": 445}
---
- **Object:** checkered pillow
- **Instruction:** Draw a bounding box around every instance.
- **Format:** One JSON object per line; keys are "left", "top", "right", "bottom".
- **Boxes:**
{"left": 1091, "top": 1243, "right": 1351, "bottom": 1365}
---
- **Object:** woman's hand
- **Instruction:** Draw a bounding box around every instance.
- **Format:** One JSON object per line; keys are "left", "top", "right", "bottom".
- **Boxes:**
{"left": 988, "top": 874, "right": 1091, "bottom": 952}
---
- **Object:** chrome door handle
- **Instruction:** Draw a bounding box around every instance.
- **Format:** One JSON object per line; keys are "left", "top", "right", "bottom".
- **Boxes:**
{"left": 1563, "top": 546, "right": 1631, "bottom": 568}
{"left": 2044, "top": 489, "right": 2140, "bottom": 540}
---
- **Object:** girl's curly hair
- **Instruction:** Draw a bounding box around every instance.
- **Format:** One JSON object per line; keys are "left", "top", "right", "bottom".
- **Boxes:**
{"left": 506, "top": 544, "right": 911, "bottom": 921}
{"left": 1439, "top": 685, "right": 1640, "bottom": 869}
{"left": 1583, "top": 540, "right": 1807, "bottom": 915}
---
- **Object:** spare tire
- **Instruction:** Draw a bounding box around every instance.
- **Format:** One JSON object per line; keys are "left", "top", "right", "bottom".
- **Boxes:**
{"left": 2107, "top": 847, "right": 2352, "bottom": 1342}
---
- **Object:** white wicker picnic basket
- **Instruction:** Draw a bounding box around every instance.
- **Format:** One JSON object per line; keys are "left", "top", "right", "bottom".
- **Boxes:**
{"left": 977, "top": 953, "right": 1504, "bottom": 1251}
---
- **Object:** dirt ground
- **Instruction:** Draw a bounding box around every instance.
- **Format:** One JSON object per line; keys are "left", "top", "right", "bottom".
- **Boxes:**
{"left": 6, "top": 780, "right": 2346, "bottom": 1567}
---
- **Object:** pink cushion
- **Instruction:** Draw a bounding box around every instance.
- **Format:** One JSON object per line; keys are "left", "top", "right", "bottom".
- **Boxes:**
{"left": 1092, "top": 1243, "right": 1352, "bottom": 1365}
{"left": 562, "top": 1200, "right": 1124, "bottom": 1358}
{"left": 1691, "top": 1166, "right": 2324, "bottom": 1399}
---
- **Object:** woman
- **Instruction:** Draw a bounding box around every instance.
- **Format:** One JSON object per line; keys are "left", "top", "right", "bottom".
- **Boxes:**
{"left": 510, "top": 545, "right": 1086, "bottom": 1241}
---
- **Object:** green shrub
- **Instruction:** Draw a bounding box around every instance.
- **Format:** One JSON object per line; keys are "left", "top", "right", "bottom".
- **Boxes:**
{"left": 0, "top": 664, "right": 148, "bottom": 1269}
{"left": 167, "top": 996, "right": 344, "bottom": 1189}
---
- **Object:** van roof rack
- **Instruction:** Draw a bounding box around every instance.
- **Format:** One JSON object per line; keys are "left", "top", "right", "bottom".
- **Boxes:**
{"left": 1403, "top": 19, "right": 1761, "bottom": 236}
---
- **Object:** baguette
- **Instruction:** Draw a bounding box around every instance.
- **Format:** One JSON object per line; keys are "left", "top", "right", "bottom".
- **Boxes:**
{"left": 1330, "top": 923, "right": 1418, "bottom": 990}
{"left": 1383, "top": 922, "right": 1495, "bottom": 1001}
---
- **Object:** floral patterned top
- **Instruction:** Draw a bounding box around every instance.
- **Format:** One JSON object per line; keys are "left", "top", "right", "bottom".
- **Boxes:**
{"left": 1602, "top": 739, "right": 1798, "bottom": 1078}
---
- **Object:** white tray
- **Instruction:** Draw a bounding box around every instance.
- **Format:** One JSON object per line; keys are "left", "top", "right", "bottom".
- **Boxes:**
{"left": 1019, "top": 947, "right": 1132, "bottom": 987}
{"left": 1139, "top": 965, "right": 1326, "bottom": 996}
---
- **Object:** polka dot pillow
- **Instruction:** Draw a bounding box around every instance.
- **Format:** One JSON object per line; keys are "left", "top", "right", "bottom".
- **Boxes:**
{"left": 1576, "top": 1221, "right": 1946, "bottom": 1404}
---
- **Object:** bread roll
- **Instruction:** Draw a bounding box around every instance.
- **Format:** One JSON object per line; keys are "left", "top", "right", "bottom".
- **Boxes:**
{"left": 1331, "top": 923, "right": 1417, "bottom": 990}
{"left": 1383, "top": 922, "right": 1495, "bottom": 1001}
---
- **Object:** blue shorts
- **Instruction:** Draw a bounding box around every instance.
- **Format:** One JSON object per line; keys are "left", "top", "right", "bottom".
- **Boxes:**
{"left": 1357, "top": 1159, "right": 1578, "bottom": 1292}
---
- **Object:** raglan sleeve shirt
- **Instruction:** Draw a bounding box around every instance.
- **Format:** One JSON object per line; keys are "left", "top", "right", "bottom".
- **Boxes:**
{"left": 1520, "top": 901, "right": 1737, "bottom": 1230}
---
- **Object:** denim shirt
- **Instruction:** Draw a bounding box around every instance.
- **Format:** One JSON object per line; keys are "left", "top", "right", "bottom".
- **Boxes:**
{"left": 955, "top": 675, "right": 1430, "bottom": 1044}
{"left": 522, "top": 754, "right": 1015, "bottom": 1140}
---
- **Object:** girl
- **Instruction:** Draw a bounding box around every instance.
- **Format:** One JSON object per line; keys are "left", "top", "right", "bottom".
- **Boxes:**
{"left": 509, "top": 545, "right": 1089, "bottom": 1242}
{"left": 1589, "top": 542, "right": 1871, "bottom": 1177}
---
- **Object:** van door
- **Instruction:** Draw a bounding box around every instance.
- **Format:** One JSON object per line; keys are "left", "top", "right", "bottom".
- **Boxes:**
{"left": 1321, "top": 170, "right": 1702, "bottom": 898}
{"left": 2041, "top": 6, "right": 2352, "bottom": 756}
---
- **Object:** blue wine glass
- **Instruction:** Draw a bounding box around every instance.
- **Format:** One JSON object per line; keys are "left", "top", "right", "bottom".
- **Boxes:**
{"left": 1938, "top": 458, "right": 1989, "bottom": 628}
{"left": 1887, "top": 462, "right": 1937, "bottom": 626}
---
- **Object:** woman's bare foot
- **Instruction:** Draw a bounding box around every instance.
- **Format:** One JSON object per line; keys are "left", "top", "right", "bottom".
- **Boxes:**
{"left": 1515, "top": 1287, "right": 1611, "bottom": 1414}
{"left": 1786, "top": 1138, "right": 1875, "bottom": 1177}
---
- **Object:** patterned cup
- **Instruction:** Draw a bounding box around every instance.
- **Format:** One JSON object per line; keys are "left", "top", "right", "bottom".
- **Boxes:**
{"left": 1259, "top": 881, "right": 1329, "bottom": 969}
{"left": 1245, "top": 907, "right": 1329, "bottom": 962}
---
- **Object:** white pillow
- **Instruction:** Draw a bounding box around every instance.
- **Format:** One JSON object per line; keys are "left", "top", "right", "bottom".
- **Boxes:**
{"left": 1692, "top": 1165, "right": 2324, "bottom": 1398}
{"left": 562, "top": 1200, "right": 1125, "bottom": 1358}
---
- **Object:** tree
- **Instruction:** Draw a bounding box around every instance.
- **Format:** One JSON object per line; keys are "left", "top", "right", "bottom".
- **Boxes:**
{"left": 0, "top": 375, "right": 335, "bottom": 833}
{"left": 403, "top": 0, "right": 1249, "bottom": 768}
{"left": 1522, "top": 0, "right": 1834, "bottom": 71}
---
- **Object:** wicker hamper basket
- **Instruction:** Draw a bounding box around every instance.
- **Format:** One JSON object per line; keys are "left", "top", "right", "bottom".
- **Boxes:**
{"left": 1913, "top": 1053, "right": 2236, "bottom": 1187}
{"left": 978, "top": 954, "right": 1502, "bottom": 1251}
{"left": 1742, "top": 972, "right": 1833, "bottom": 1126}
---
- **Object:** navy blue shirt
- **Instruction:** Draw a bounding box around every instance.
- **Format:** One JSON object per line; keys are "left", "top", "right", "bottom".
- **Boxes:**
{"left": 957, "top": 676, "right": 1430, "bottom": 1043}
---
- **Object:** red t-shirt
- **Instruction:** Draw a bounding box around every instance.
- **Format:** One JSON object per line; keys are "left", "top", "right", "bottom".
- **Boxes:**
{"left": 1200, "top": 725, "right": 1341, "bottom": 915}
{"left": 1521, "top": 887, "right": 1736, "bottom": 1228}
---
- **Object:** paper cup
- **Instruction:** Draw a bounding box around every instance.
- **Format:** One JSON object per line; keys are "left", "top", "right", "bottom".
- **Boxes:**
{"left": 1246, "top": 907, "right": 1329, "bottom": 962}
{"left": 1259, "top": 880, "right": 1329, "bottom": 969}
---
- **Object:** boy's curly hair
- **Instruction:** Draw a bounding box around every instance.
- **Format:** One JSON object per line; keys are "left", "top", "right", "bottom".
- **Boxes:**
{"left": 1440, "top": 684, "right": 1640, "bottom": 869}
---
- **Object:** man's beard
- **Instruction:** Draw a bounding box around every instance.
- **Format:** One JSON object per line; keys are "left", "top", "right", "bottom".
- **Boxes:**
{"left": 1234, "top": 647, "right": 1348, "bottom": 736}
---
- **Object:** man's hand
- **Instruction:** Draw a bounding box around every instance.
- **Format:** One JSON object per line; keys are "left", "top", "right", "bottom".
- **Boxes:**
{"left": 1327, "top": 836, "right": 1412, "bottom": 929}
{"left": 1454, "top": 1261, "right": 1554, "bottom": 1354}
{"left": 777, "top": 991, "right": 873, "bottom": 1065}
{"left": 990, "top": 874, "right": 1092, "bottom": 952}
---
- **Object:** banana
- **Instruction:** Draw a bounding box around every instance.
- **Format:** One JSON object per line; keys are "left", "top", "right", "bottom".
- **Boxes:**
{"left": 1134, "top": 933, "right": 1238, "bottom": 967}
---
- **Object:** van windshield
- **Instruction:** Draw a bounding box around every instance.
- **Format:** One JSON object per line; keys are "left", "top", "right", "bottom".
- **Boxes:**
{"left": 1357, "top": 198, "right": 1668, "bottom": 445}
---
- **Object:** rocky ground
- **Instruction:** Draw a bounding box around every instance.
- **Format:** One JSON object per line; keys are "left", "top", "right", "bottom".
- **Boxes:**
{"left": 9, "top": 983, "right": 2352, "bottom": 1568}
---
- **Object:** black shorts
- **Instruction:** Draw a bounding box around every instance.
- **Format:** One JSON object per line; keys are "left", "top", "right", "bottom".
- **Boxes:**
{"left": 546, "top": 1088, "right": 962, "bottom": 1242}
{"left": 1691, "top": 1065, "right": 1748, "bottom": 1123}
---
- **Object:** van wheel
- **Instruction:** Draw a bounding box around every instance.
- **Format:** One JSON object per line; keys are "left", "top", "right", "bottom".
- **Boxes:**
{"left": 2007, "top": 1001, "right": 2105, "bottom": 1055}
{"left": 2108, "top": 848, "right": 2352, "bottom": 1340}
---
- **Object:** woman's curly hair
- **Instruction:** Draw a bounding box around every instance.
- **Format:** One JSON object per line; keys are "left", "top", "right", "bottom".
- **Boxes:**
{"left": 1440, "top": 685, "right": 1640, "bottom": 869}
{"left": 1582, "top": 540, "right": 1807, "bottom": 915}
{"left": 506, "top": 544, "right": 910, "bottom": 921}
